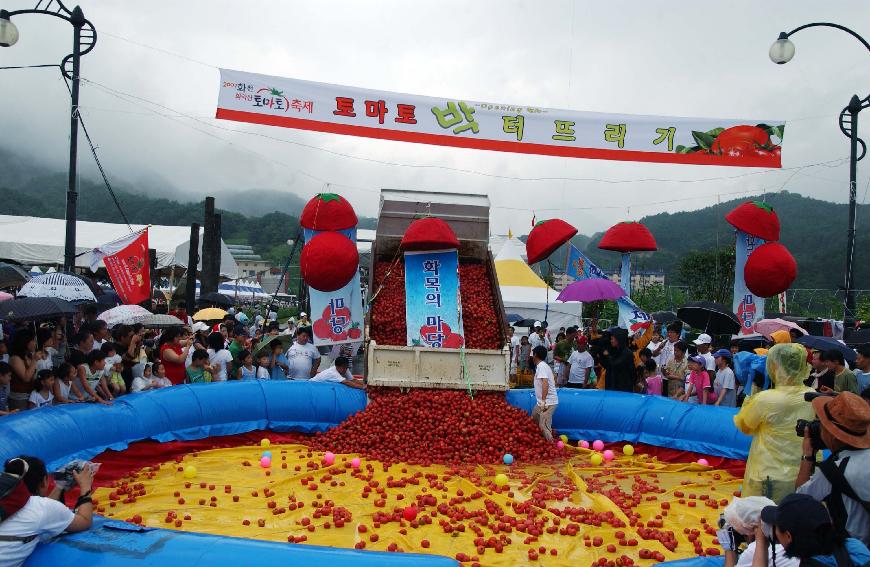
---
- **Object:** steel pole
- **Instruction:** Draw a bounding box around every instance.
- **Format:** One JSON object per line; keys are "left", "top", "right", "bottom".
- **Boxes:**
{"left": 844, "top": 96, "right": 861, "bottom": 327}
{"left": 63, "top": 6, "right": 84, "bottom": 271}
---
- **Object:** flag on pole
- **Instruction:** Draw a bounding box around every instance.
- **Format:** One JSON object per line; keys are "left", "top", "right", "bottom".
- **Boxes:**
{"left": 90, "top": 228, "right": 151, "bottom": 305}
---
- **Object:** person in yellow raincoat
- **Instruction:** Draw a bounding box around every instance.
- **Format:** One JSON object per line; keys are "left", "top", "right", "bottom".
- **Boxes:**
{"left": 734, "top": 343, "right": 816, "bottom": 502}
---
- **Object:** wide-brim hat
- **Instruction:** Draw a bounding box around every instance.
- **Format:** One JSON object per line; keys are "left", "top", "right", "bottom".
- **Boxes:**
{"left": 812, "top": 392, "right": 870, "bottom": 449}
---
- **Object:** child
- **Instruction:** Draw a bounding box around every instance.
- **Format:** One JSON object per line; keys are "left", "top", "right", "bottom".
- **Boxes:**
{"left": 186, "top": 349, "right": 213, "bottom": 384}
{"left": 28, "top": 369, "right": 55, "bottom": 409}
{"left": 131, "top": 362, "right": 157, "bottom": 392}
{"left": 518, "top": 335, "right": 531, "bottom": 373}
{"left": 101, "top": 342, "right": 126, "bottom": 397}
{"left": 256, "top": 352, "right": 271, "bottom": 380}
{"left": 236, "top": 350, "right": 257, "bottom": 381}
{"left": 53, "top": 362, "right": 84, "bottom": 403}
{"left": 663, "top": 341, "right": 689, "bottom": 399}
{"left": 0, "top": 361, "right": 16, "bottom": 415}
{"left": 80, "top": 350, "right": 111, "bottom": 405}
{"left": 682, "top": 355, "right": 717, "bottom": 405}
{"left": 151, "top": 362, "right": 172, "bottom": 388}
{"left": 713, "top": 349, "right": 737, "bottom": 407}
{"left": 269, "top": 339, "right": 290, "bottom": 380}
{"left": 643, "top": 359, "right": 664, "bottom": 396}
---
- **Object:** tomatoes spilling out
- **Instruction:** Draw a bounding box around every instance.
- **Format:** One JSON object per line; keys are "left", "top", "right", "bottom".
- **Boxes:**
{"left": 370, "top": 261, "right": 502, "bottom": 350}
{"left": 312, "top": 388, "right": 561, "bottom": 465}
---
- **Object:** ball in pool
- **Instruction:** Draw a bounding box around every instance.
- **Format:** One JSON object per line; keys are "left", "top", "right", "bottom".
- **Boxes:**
{"left": 590, "top": 453, "right": 603, "bottom": 466}
{"left": 183, "top": 465, "right": 197, "bottom": 479}
{"left": 260, "top": 438, "right": 271, "bottom": 448}
{"left": 592, "top": 440, "right": 605, "bottom": 451}
{"left": 503, "top": 454, "right": 514, "bottom": 465}
{"left": 623, "top": 444, "right": 635, "bottom": 456}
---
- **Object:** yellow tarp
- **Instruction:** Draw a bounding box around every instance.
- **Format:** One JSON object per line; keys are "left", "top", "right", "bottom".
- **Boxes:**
{"left": 494, "top": 259, "right": 549, "bottom": 289}
{"left": 95, "top": 444, "right": 740, "bottom": 566}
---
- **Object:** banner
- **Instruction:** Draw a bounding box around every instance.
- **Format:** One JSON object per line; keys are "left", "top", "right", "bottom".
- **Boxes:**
{"left": 404, "top": 250, "right": 464, "bottom": 348}
{"left": 217, "top": 68, "right": 785, "bottom": 168}
{"left": 566, "top": 244, "right": 651, "bottom": 334}
{"left": 90, "top": 229, "right": 151, "bottom": 305}
{"left": 733, "top": 230, "right": 765, "bottom": 335}
{"left": 304, "top": 228, "right": 364, "bottom": 347}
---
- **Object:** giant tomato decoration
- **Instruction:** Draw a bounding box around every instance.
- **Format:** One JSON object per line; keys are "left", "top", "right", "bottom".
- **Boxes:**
{"left": 725, "top": 200, "right": 780, "bottom": 242}
{"left": 525, "top": 219, "right": 578, "bottom": 264}
{"left": 300, "top": 193, "right": 358, "bottom": 231}
{"left": 598, "top": 221, "right": 657, "bottom": 253}
{"left": 300, "top": 232, "right": 359, "bottom": 292}
{"left": 744, "top": 242, "right": 797, "bottom": 297}
{"left": 401, "top": 217, "right": 460, "bottom": 251}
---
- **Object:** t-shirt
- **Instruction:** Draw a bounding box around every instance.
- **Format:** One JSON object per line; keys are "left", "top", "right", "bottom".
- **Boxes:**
{"left": 835, "top": 368, "right": 860, "bottom": 394}
{"left": 567, "top": 350, "right": 594, "bottom": 384}
{"left": 510, "top": 335, "right": 520, "bottom": 362}
{"left": 239, "top": 365, "right": 257, "bottom": 381}
{"left": 311, "top": 366, "right": 353, "bottom": 383}
{"left": 228, "top": 340, "right": 245, "bottom": 375}
{"left": 687, "top": 370, "right": 715, "bottom": 403}
{"left": 534, "top": 360, "right": 558, "bottom": 406}
{"left": 645, "top": 375, "right": 664, "bottom": 395}
{"left": 733, "top": 541, "right": 797, "bottom": 567}
{"left": 700, "top": 352, "right": 716, "bottom": 371}
{"left": 269, "top": 353, "right": 290, "bottom": 381}
{"left": 857, "top": 370, "right": 870, "bottom": 394}
{"left": 714, "top": 367, "right": 737, "bottom": 407}
{"left": 287, "top": 343, "right": 320, "bottom": 380}
{"left": 185, "top": 366, "right": 210, "bottom": 384}
{"left": 131, "top": 376, "right": 154, "bottom": 392}
{"left": 28, "top": 390, "right": 53, "bottom": 408}
{"left": 797, "top": 449, "right": 870, "bottom": 546}
{"left": 256, "top": 366, "right": 271, "bottom": 380}
{"left": 207, "top": 349, "right": 234, "bottom": 382}
{"left": 657, "top": 340, "right": 677, "bottom": 368}
{"left": 0, "top": 495, "right": 74, "bottom": 567}
{"left": 804, "top": 538, "right": 870, "bottom": 567}
{"left": 529, "top": 333, "right": 551, "bottom": 351}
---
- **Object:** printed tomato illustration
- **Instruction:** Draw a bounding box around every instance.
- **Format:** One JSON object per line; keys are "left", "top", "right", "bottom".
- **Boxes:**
{"left": 347, "top": 324, "right": 362, "bottom": 340}
{"left": 312, "top": 317, "right": 332, "bottom": 339}
{"left": 710, "top": 125, "right": 770, "bottom": 154}
{"left": 441, "top": 333, "right": 465, "bottom": 348}
{"left": 419, "top": 322, "right": 451, "bottom": 346}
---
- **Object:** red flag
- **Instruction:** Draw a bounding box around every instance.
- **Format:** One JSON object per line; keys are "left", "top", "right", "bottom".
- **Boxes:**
{"left": 101, "top": 229, "right": 151, "bottom": 305}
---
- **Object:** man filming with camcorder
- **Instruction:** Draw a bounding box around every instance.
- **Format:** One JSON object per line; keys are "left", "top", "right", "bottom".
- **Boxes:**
{"left": 795, "top": 391, "right": 870, "bottom": 546}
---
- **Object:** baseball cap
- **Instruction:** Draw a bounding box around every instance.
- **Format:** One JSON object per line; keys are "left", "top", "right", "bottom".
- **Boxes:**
{"left": 300, "top": 312, "right": 307, "bottom": 317}
{"left": 533, "top": 321, "right": 541, "bottom": 328}
{"left": 713, "top": 349, "right": 732, "bottom": 359}
{"left": 688, "top": 355, "right": 705, "bottom": 366}
{"left": 760, "top": 493, "right": 831, "bottom": 535}
{"left": 693, "top": 333, "right": 712, "bottom": 345}
{"left": 192, "top": 322, "right": 209, "bottom": 333}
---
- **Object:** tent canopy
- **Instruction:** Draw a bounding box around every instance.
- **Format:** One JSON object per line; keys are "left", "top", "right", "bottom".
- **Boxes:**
{"left": 494, "top": 236, "right": 580, "bottom": 330}
{"left": 0, "top": 215, "right": 239, "bottom": 280}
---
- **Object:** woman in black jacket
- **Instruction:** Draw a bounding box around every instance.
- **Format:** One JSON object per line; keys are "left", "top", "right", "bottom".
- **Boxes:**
{"left": 602, "top": 328, "right": 636, "bottom": 392}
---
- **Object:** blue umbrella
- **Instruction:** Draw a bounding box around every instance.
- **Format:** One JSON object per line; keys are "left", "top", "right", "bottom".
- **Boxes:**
{"left": 506, "top": 313, "right": 524, "bottom": 323}
{"left": 796, "top": 335, "right": 857, "bottom": 364}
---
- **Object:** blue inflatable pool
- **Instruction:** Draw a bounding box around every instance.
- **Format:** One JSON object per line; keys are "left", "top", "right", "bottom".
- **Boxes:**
{"left": 0, "top": 383, "right": 749, "bottom": 566}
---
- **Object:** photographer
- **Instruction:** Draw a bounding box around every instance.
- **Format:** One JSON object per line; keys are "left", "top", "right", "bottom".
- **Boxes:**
{"left": 719, "top": 497, "right": 797, "bottom": 567}
{"left": 0, "top": 456, "right": 95, "bottom": 567}
{"left": 754, "top": 493, "right": 870, "bottom": 567}
{"left": 795, "top": 392, "right": 870, "bottom": 546}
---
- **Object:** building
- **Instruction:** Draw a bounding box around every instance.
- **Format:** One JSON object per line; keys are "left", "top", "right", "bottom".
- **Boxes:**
{"left": 226, "top": 244, "right": 270, "bottom": 278}
{"left": 604, "top": 269, "right": 666, "bottom": 289}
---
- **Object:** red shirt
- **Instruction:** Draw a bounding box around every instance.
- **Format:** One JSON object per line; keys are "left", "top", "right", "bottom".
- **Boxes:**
{"left": 160, "top": 343, "right": 185, "bottom": 385}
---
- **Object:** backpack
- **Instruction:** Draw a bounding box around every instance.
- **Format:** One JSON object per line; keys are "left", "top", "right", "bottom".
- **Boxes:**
{"left": 818, "top": 455, "right": 870, "bottom": 544}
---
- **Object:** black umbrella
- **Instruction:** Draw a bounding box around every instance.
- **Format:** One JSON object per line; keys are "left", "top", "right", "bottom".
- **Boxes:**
{"left": 0, "top": 297, "right": 77, "bottom": 322}
{"left": 796, "top": 335, "right": 857, "bottom": 364}
{"left": 199, "top": 291, "right": 233, "bottom": 308}
{"left": 677, "top": 301, "right": 740, "bottom": 335}
{"left": 506, "top": 313, "right": 524, "bottom": 323}
{"left": 0, "top": 262, "right": 30, "bottom": 289}
{"left": 97, "top": 290, "right": 121, "bottom": 307}
{"left": 651, "top": 311, "right": 678, "bottom": 324}
{"left": 513, "top": 318, "right": 539, "bottom": 328}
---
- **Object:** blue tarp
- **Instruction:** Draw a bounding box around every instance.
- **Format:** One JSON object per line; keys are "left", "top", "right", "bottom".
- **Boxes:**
{"left": 1, "top": 384, "right": 747, "bottom": 567}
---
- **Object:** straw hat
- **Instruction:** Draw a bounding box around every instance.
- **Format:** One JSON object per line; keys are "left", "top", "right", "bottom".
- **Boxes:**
{"left": 812, "top": 392, "right": 870, "bottom": 449}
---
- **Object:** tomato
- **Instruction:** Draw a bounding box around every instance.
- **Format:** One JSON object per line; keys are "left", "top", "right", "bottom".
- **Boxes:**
{"left": 711, "top": 125, "right": 770, "bottom": 154}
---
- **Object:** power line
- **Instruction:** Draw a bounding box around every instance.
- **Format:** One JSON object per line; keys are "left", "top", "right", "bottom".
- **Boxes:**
{"left": 0, "top": 63, "right": 60, "bottom": 70}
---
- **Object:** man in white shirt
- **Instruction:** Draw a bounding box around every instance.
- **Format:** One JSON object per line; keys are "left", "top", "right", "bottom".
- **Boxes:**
{"left": 286, "top": 328, "right": 321, "bottom": 380}
{"left": 566, "top": 335, "right": 595, "bottom": 388}
{"left": 310, "top": 357, "right": 366, "bottom": 390}
{"left": 528, "top": 323, "right": 551, "bottom": 351}
{"left": 652, "top": 322, "right": 681, "bottom": 368}
{"left": 0, "top": 456, "right": 95, "bottom": 567}
{"left": 531, "top": 345, "right": 559, "bottom": 442}
{"left": 694, "top": 333, "right": 716, "bottom": 373}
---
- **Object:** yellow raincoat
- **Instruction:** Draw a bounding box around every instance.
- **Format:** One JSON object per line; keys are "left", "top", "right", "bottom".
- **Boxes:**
{"left": 733, "top": 343, "right": 816, "bottom": 502}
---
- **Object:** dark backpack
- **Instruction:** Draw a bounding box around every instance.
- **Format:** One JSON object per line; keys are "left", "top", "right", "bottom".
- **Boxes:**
{"left": 818, "top": 455, "right": 870, "bottom": 544}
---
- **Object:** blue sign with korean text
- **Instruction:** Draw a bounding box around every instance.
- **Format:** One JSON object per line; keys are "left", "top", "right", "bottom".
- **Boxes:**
{"left": 404, "top": 250, "right": 464, "bottom": 348}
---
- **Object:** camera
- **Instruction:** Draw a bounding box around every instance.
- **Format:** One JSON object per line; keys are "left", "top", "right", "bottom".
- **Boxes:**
{"left": 717, "top": 515, "right": 746, "bottom": 550}
{"left": 796, "top": 419, "right": 825, "bottom": 451}
{"left": 52, "top": 460, "right": 100, "bottom": 488}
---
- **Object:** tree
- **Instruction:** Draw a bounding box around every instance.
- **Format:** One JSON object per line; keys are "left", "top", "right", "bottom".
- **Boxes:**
{"left": 676, "top": 247, "right": 735, "bottom": 304}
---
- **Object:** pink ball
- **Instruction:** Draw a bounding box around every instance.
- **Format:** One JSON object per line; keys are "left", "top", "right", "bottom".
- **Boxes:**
{"left": 697, "top": 458, "right": 709, "bottom": 467}
{"left": 592, "top": 440, "right": 605, "bottom": 451}
{"left": 580, "top": 440, "right": 590, "bottom": 449}
{"left": 323, "top": 451, "right": 335, "bottom": 466}
{"left": 351, "top": 457, "right": 361, "bottom": 469}
{"left": 556, "top": 440, "right": 565, "bottom": 449}
{"left": 603, "top": 450, "right": 615, "bottom": 461}
{"left": 259, "top": 456, "right": 271, "bottom": 468}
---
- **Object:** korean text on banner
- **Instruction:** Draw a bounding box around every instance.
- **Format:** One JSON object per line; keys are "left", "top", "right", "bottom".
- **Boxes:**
{"left": 733, "top": 230, "right": 765, "bottom": 335}
{"left": 566, "top": 244, "right": 651, "bottom": 334}
{"left": 303, "top": 228, "right": 364, "bottom": 347}
{"left": 216, "top": 68, "right": 785, "bottom": 168}
{"left": 404, "top": 250, "right": 464, "bottom": 348}
{"left": 90, "top": 229, "right": 150, "bottom": 305}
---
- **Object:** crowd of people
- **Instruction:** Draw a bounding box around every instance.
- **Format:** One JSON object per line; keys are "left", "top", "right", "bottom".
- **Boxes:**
{"left": 0, "top": 302, "right": 365, "bottom": 418}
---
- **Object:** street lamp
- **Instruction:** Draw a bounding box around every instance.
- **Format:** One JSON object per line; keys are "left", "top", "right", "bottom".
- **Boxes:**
{"left": 0, "top": 2, "right": 97, "bottom": 272}
{"left": 770, "top": 23, "right": 870, "bottom": 330}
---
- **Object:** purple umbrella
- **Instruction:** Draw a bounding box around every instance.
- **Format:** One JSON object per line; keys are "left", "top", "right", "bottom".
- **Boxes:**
{"left": 556, "top": 278, "right": 626, "bottom": 302}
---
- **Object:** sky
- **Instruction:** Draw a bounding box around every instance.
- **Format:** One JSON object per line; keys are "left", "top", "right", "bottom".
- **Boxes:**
{"left": 1, "top": 0, "right": 868, "bottom": 235}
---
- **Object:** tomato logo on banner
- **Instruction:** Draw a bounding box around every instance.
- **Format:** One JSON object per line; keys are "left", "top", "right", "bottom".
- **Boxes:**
{"left": 100, "top": 229, "right": 151, "bottom": 305}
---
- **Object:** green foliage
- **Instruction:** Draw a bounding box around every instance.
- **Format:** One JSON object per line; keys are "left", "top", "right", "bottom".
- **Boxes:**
{"left": 676, "top": 247, "right": 735, "bottom": 304}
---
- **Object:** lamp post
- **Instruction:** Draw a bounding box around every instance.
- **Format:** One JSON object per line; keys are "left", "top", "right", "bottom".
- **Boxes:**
{"left": 0, "top": 2, "right": 97, "bottom": 272}
{"left": 770, "top": 23, "right": 869, "bottom": 329}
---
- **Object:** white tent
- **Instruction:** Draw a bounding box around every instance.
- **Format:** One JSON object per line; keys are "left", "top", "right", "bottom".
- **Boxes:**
{"left": 494, "top": 236, "right": 580, "bottom": 330}
{"left": 0, "top": 215, "right": 239, "bottom": 280}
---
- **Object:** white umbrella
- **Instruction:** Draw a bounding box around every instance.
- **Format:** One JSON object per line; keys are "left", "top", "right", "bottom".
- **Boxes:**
{"left": 97, "top": 305, "right": 152, "bottom": 328}
{"left": 19, "top": 272, "right": 97, "bottom": 304}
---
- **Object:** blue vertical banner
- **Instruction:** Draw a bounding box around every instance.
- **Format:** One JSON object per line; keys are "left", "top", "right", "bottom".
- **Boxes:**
{"left": 566, "top": 244, "right": 651, "bottom": 334}
{"left": 733, "top": 230, "right": 765, "bottom": 335}
{"left": 303, "top": 228, "right": 365, "bottom": 347}
{"left": 404, "top": 250, "right": 464, "bottom": 348}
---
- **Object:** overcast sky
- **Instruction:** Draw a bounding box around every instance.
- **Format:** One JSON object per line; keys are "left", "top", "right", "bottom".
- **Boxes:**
{"left": 1, "top": 0, "right": 868, "bottom": 235}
